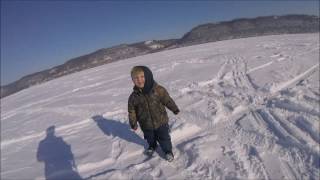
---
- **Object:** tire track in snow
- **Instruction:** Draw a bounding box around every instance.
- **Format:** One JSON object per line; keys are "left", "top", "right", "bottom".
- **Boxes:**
{"left": 184, "top": 54, "right": 319, "bottom": 179}
{"left": 270, "top": 63, "right": 319, "bottom": 94}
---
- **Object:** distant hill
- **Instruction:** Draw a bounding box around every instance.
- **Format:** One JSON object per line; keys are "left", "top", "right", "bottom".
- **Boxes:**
{"left": 1, "top": 14, "right": 319, "bottom": 98}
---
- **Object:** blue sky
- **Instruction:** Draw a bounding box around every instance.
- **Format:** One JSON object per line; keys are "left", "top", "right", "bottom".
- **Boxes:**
{"left": 1, "top": 0, "right": 319, "bottom": 86}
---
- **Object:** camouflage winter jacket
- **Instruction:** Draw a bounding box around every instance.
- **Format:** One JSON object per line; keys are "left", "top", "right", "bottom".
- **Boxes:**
{"left": 128, "top": 82, "right": 179, "bottom": 130}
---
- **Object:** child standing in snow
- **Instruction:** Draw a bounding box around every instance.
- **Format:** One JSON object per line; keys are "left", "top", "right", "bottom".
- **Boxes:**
{"left": 128, "top": 66, "right": 180, "bottom": 162}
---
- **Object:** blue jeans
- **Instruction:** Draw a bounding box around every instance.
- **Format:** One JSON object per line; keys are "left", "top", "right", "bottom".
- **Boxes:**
{"left": 142, "top": 123, "right": 172, "bottom": 153}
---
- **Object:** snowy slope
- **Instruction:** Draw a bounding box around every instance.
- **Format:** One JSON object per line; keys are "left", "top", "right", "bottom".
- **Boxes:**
{"left": 1, "top": 33, "right": 319, "bottom": 180}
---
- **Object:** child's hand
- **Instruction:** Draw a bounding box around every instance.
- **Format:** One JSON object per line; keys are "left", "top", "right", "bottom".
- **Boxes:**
{"left": 131, "top": 124, "right": 138, "bottom": 131}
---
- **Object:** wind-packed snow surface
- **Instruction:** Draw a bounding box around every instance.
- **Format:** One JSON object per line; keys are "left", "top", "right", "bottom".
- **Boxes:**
{"left": 1, "top": 33, "right": 319, "bottom": 180}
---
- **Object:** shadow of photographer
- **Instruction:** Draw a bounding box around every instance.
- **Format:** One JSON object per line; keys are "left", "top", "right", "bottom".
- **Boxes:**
{"left": 36, "top": 125, "right": 82, "bottom": 180}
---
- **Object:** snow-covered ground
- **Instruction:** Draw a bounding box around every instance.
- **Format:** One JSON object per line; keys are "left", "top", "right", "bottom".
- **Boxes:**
{"left": 1, "top": 33, "right": 319, "bottom": 180}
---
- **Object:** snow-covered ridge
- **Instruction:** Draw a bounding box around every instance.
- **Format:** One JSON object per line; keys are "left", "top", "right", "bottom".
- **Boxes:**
{"left": 1, "top": 33, "right": 319, "bottom": 179}
{"left": 144, "top": 40, "right": 165, "bottom": 49}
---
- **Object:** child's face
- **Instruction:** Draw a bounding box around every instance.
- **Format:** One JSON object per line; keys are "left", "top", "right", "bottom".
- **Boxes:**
{"left": 132, "top": 72, "right": 145, "bottom": 88}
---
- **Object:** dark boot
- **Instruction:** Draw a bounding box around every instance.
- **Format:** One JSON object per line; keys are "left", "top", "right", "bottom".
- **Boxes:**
{"left": 145, "top": 146, "right": 156, "bottom": 156}
{"left": 165, "top": 151, "right": 174, "bottom": 162}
